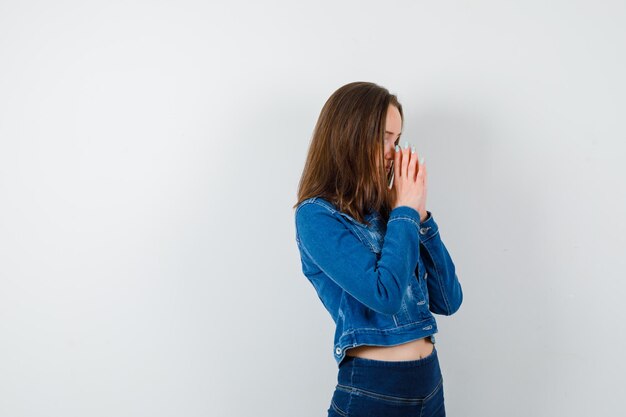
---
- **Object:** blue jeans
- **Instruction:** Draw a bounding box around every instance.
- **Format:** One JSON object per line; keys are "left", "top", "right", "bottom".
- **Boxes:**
{"left": 328, "top": 346, "right": 445, "bottom": 416}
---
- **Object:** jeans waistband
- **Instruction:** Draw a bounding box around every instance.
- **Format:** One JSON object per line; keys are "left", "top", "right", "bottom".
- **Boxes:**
{"left": 337, "top": 346, "right": 441, "bottom": 399}
{"left": 341, "top": 345, "right": 438, "bottom": 368}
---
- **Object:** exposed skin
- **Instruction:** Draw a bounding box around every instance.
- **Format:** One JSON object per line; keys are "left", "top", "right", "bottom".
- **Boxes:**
{"left": 345, "top": 336, "right": 435, "bottom": 361}
{"left": 383, "top": 104, "right": 428, "bottom": 221}
{"left": 345, "top": 104, "right": 433, "bottom": 361}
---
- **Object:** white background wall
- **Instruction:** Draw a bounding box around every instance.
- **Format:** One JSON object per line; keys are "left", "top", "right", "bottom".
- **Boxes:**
{"left": 1, "top": 1, "right": 624, "bottom": 416}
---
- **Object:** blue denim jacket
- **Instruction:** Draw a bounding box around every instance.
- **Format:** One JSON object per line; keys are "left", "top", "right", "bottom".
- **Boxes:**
{"left": 294, "top": 196, "right": 463, "bottom": 367}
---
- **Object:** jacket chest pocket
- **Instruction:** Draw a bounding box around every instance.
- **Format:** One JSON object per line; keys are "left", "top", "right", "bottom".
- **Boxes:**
{"left": 412, "top": 277, "right": 430, "bottom": 314}
{"left": 414, "top": 258, "right": 430, "bottom": 305}
{"left": 338, "top": 212, "right": 383, "bottom": 254}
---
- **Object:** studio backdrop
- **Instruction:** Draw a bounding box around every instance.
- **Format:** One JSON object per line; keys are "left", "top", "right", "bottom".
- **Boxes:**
{"left": 0, "top": 1, "right": 624, "bottom": 416}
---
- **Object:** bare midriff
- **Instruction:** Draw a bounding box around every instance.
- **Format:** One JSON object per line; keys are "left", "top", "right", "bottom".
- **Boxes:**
{"left": 345, "top": 337, "right": 434, "bottom": 361}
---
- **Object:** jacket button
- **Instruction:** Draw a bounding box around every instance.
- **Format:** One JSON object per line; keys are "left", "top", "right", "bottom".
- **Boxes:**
{"left": 335, "top": 347, "right": 341, "bottom": 355}
{"left": 419, "top": 227, "right": 430, "bottom": 235}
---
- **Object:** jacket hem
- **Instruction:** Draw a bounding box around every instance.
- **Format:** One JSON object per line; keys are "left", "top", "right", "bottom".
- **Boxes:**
{"left": 334, "top": 317, "right": 439, "bottom": 367}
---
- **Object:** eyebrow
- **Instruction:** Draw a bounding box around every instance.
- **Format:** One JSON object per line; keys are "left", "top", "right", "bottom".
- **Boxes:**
{"left": 385, "top": 131, "right": 402, "bottom": 136}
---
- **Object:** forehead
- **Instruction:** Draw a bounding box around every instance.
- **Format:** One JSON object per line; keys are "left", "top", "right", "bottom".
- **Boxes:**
{"left": 385, "top": 105, "right": 402, "bottom": 134}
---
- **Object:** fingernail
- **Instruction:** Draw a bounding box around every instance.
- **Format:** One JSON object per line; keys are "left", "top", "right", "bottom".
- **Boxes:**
{"left": 420, "top": 156, "right": 425, "bottom": 164}
{"left": 411, "top": 146, "right": 415, "bottom": 154}
{"left": 403, "top": 141, "right": 408, "bottom": 149}
{"left": 395, "top": 144, "right": 400, "bottom": 152}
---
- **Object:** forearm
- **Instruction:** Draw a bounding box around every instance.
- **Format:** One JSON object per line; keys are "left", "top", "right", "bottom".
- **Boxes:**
{"left": 418, "top": 211, "right": 463, "bottom": 315}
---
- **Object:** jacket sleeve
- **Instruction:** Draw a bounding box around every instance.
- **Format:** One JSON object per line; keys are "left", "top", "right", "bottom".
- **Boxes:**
{"left": 418, "top": 211, "right": 463, "bottom": 315}
{"left": 295, "top": 202, "right": 423, "bottom": 315}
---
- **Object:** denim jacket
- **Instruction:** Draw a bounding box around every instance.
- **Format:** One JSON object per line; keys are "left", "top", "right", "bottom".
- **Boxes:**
{"left": 294, "top": 196, "right": 463, "bottom": 367}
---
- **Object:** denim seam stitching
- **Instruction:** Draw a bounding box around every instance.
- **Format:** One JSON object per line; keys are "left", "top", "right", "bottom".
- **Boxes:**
{"left": 388, "top": 216, "right": 421, "bottom": 229}
{"left": 421, "top": 243, "right": 452, "bottom": 314}
{"left": 417, "top": 375, "right": 443, "bottom": 417}
{"left": 340, "top": 317, "right": 432, "bottom": 334}
{"left": 330, "top": 399, "right": 347, "bottom": 416}
{"left": 336, "top": 384, "right": 425, "bottom": 405}
{"left": 423, "top": 376, "right": 444, "bottom": 402}
{"left": 347, "top": 361, "right": 355, "bottom": 414}
{"left": 350, "top": 224, "right": 377, "bottom": 252}
{"left": 420, "top": 228, "right": 440, "bottom": 243}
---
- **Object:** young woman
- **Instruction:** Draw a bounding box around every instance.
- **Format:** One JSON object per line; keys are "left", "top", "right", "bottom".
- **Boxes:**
{"left": 293, "top": 81, "right": 463, "bottom": 417}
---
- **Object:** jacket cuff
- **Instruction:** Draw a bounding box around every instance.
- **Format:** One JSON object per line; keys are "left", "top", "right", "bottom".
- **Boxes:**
{"left": 389, "top": 206, "right": 422, "bottom": 228}
{"left": 417, "top": 210, "right": 439, "bottom": 242}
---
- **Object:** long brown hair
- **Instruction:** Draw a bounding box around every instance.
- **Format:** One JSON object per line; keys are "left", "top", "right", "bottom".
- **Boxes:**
{"left": 293, "top": 81, "right": 403, "bottom": 225}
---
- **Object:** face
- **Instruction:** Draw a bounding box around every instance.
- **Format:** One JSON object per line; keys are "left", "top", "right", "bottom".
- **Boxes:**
{"left": 383, "top": 104, "right": 402, "bottom": 175}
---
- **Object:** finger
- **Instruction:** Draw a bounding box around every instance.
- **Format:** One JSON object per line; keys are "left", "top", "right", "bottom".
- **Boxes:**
{"left": 401, "top": 141, "right": 410, "bottom": 178}
{"left": 394, "top": 144, "right": 402, "bottom": 179}
{"left": 417, "top": 159, "right": 426, "bottom": 181}
{"left": 408, "top": 145, "right": 418, "bottom": 181}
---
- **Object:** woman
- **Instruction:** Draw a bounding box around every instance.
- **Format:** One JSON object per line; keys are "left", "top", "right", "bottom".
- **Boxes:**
{"left": 293, "top": 81, "right": 463, "bottom": 416}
